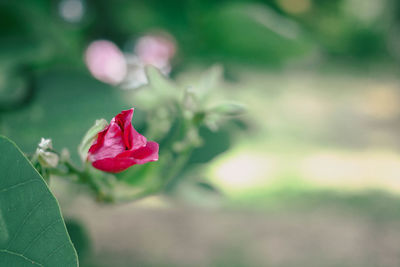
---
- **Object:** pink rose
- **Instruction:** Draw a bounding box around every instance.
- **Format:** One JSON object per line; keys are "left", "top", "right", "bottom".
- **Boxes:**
{"left": 88, "top": 108, "right": 159, "bottom": 173}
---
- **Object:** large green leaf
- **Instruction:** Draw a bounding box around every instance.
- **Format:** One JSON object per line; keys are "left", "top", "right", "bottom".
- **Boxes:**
{"left": 0, "top": 136, "right": 78, "bottom": 266}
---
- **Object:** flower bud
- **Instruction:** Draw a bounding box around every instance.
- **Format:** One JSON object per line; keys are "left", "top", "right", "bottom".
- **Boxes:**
{"left": 38, "top": 138, "right": 53, "bottom": 150}
{"left": 85, "top": 40, "right": 127, "bottom": 85}
{"left": 134, "top": 34, "right": 176, "bottom": 72}
{"left": 78, "top": 119, "right": 108, "bottom": 162}
{"left": 87, "top": 109, "right": 159, "bottom": 173}
{"left": 34, "top": 138, "right": 59, "bottom": 168}
{"left": 36, "top": 149, "right": 59, "bottom": 168}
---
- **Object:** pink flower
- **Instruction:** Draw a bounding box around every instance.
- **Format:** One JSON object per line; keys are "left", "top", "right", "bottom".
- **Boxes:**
{"left": 85, "top": 40, "right": 127, "bottom": 85}
{"left": 88, "top": 108, "right": 159, "bottom": 173}
{"left": 134, "top": 35, "right": 176, "bottom": 71}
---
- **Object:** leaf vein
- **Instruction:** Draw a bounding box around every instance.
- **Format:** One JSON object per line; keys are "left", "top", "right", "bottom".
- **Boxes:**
{"left": 22, "top": 218, "right": 63, "bottom": 255}
{"left": 43, "top": 241, "right": 70, "bottom": 264}
{"left": 0, "top": 179, "right": 39, "bottom": 193}
{"left": 0, "top": 249, "right": 43, "bottom": 266}
{"left": 6, "top": 193, "right": 45, "bottom": 249}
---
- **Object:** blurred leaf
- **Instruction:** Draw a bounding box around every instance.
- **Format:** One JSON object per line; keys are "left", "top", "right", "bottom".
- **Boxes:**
{"left": 0, "top": 4, "right": 41, "bottom": 66}
{"left": 211, "top": 102, "right": 246, "bottom": 116}
{"left": 131, "top": 67, "right": 180, "bottom": 110}
{"left": 65, "top": 219, "right": 90, "bottom": 262}
{"left": 187, "top": 126, "right": 232, "bottom": 165}
{"left": 0, "top": 66, "right": 33, "bottom": 112}
{"left": 181, "top": 64, "right": 225, "bottom": 111}
{"left": 196, "top": 64, "right": 223, "bottom": 100}
{"left": 0, "top": 136, "right": 78, "bottom": 266}
{"left": 0, "top": 70, "right": 129, "bottom": 163}
{"left": 146, "top": 66, "right": 178, "bottom": 93}
{"left": 196, "top": 181, "right": 221, "bottom": 194}
{"left": 172, "top": 177, "right": 222, "bottom": 206}
{"left": 201, "top": 3, "right": 314, "bottom": 65}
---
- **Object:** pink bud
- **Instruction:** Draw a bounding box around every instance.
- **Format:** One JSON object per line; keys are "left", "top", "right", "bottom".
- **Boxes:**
{"left": 134, "top": 35, "right": 176, "bottom": 71}
{"left": 85, "top": 40, "right": 127, "bottom": 85}
{"left": 87, "top": 108, "right": 159, "bottom": 173}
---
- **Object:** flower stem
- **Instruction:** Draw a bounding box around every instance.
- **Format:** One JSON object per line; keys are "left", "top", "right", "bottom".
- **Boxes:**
{"left": 163, "top": 148, "right": 193, "bottom": 192}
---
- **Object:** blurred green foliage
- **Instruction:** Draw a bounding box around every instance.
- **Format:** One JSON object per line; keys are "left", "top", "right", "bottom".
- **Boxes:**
{"left": 1, "top": 0, "right": 399, "bottom": 195}
{"left": 2, "top": 1, "right": 400, "bottom": 266}
{"left": 0, "top": 0, "right": 398, "bottom": 70}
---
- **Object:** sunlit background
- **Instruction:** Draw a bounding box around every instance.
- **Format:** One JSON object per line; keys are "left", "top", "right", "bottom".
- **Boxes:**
{"left": 2, "top": 0, "right": 400, "bottom": 266}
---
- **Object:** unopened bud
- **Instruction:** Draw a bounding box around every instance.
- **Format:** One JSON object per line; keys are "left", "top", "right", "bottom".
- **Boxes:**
{"left": 36, "top": 149, "right": 59, "bottom": 168}
{"left": 38, "top": 138, "right": 53, "bottom": 150}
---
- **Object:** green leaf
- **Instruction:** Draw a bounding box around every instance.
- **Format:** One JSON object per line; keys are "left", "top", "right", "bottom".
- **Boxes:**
{"left": 145, "top": 66, "right": 177, "bottom": 94}
{"left": 196, "top": 64, "right": 223, "bottom": 98}
{"left": 201, "top": 3, "right": 313, "bottom": 65}
{"left": 0, "top": 136, "right": 78, "bottom": 266}
{"left": 211, "top": 102, "right": 246, "bottom": 116}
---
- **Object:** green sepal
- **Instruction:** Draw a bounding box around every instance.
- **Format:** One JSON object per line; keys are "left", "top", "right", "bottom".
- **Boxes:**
{"left": 78, "top": 119, "right": 108, "bottom": 162}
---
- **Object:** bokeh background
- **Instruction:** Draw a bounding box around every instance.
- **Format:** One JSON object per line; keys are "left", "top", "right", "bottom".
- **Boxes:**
{"left": 2, "top": 0, "right": 400, "bottom": 266}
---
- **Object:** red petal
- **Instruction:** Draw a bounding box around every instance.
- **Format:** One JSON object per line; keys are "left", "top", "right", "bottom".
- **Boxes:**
{"left": 114, "top": 108, "right": 134, "bottom": 129}
{"left": 91, "top": 142, "right": 158, "bottom": 173}
{"left": 113, "top": 108, "right": 146, "bottom": 150}
{"left": 92, "top": 157, "right": 137, "bottom": 173}
{"left": 88, "top": 123, "right": 125, "bottom": 162}
{"left": 119, "top": 141, "right": 159, "bottom": 163}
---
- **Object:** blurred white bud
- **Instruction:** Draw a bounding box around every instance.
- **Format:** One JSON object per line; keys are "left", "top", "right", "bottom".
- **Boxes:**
{"left": 38, "top": 138, "right": 53, "bottom": 150}
{"left": 36, "top": 149, "right": 59, "bottom": 168}
{"left": 35, "top": 138, "right": 59, "bottom": 168}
